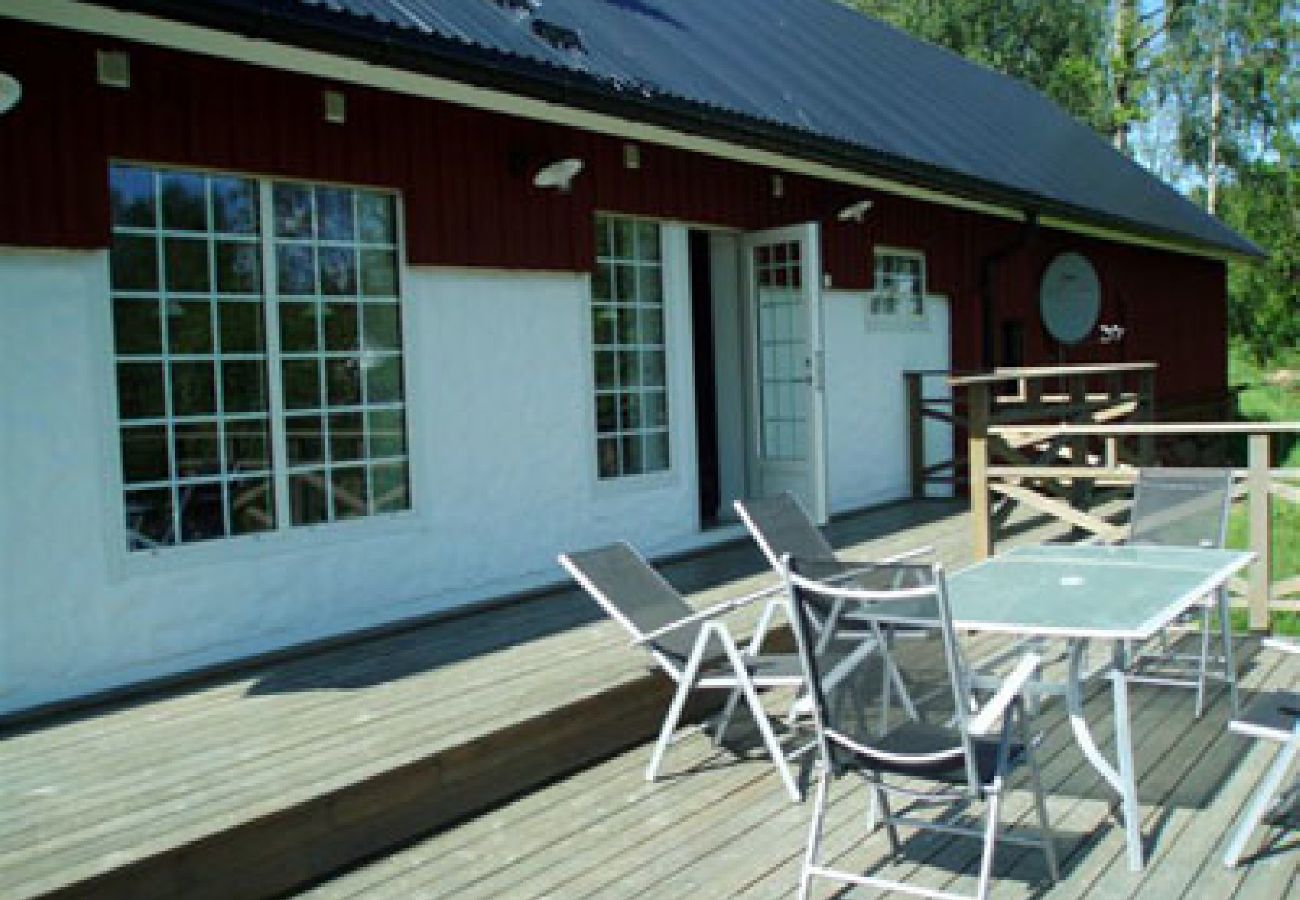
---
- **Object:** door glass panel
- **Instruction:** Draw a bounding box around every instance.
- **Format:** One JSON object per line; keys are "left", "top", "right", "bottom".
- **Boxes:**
{"left": 754, "top": 240, "right": 806, "bottom": 462}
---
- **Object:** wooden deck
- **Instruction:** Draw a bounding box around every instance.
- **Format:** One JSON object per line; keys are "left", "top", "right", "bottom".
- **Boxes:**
{"left": 294, "top": 637, "right": 1299, "bottom": 900}
{"left": 2, "top": 498, "right": 1295, "bottom": 899}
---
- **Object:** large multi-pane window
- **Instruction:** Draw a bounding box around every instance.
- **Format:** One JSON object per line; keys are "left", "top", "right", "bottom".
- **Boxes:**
{"left": 869, "top": 247, "right": 926, "bottom": 322}
{"left": 591, "top": 215, "right": 669, "bottom": 479}
{"left": 108, "top": 164, "right": 409, "bottom": 552}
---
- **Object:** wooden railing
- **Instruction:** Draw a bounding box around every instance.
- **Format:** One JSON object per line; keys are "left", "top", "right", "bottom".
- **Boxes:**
{"left": 967, "top": 419, "right": 1300, "bottom": 631}
{"left": 906, "top": 362, "right": 1157, "bottom": 499}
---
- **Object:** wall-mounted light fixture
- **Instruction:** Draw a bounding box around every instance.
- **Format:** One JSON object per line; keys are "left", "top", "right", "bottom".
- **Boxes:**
{"left": 323, "top": 90, "right": 346, "bottom": 124}
{"left": 623, "top": 143, "right": 641, "bottom": 170}
{"left": 836, "top": 198, "right": 874, "bottom": 223}
{"left": 771, "top": 174, "right": 784, "bottom": 198}
{"left": 96, "top": 50, "right": 130, "bottom": 89}
{"left": 0, "top": 74, "right": 21, "bottom": 115}
{"left": 533, "top": 157, "right": 585, "bottom": 192}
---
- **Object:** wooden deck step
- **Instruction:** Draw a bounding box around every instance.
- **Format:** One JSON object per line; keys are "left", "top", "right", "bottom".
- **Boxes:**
{"left": 1, "top": 499, "right": 975, "bottom": 900}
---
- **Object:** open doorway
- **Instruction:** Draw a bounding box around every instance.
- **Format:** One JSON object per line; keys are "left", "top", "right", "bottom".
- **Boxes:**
{"left": 688, "top": 229, "right": 748, "bottom": 527}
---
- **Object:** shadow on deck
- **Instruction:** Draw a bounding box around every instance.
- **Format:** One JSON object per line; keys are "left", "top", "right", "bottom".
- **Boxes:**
{"left": 0, "top": 499, "right": 965, "bottom": 900}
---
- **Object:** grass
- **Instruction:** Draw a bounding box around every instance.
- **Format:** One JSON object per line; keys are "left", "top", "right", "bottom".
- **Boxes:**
{"left": 1224, "top": 346, "right": 1300, "bottom": 636}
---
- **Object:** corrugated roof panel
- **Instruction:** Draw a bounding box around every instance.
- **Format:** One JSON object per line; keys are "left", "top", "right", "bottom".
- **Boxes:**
{"left": 130, "top": 0, "right": 1260, "bottom": 256}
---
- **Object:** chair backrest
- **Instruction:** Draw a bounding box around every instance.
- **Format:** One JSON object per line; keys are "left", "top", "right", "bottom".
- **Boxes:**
{"left": 1129, "top": 468, "right": 1233, "bottom": 548}
{"left": 781, "top": 556, "right": 981, "bottom": 793}
{"left": 559, "top": 542, "right": 700, "bottom": 675}
{"left": 736, "top": 492, "right": 837, "bottom": 571}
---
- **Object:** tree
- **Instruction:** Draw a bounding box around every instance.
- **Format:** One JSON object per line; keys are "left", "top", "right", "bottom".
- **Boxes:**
{"left": 848, "top": 0, "right": 1112, "bottom": 133}
{"left": 1218, "top": 150, "right": 1300, "bottom": 365}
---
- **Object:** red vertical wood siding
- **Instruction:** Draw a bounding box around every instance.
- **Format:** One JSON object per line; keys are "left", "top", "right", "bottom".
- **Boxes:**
{"left": 0, "top": 19, "right": 1227, "bottom": 403}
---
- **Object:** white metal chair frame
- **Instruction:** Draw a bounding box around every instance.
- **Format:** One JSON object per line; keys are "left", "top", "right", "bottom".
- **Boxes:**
{"left": 783, "top": 555, "right": 1059, "bottom": 900}
{"left": 559, "top": 542, "right": 807, "bottom": 802}
{"left": 1223, "top": 637, "right": 1300, "bottom": 867}
{"left": 1122, "top": 468, "right": 1236, "bottom": 718}
{"left": 734, "top": 492, "right": 929, "bottom": 720}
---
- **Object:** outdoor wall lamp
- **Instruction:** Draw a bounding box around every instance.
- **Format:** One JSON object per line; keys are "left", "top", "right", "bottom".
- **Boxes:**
{"left": 836, "top": 198, "right": 874, "bottom": 222}
{"left": 0, "top": 74, "right": 22, "bottom": 115}
{"left": 532, "top": 157, "right": 585, "bottom": 192}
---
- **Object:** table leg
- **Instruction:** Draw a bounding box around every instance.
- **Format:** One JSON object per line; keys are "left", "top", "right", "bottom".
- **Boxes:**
{"left": 1217, "top": 585, "right": 1240, "bottom": 717}
{"left": 1066, "top": 638, "right": 1144, "bottom": 871}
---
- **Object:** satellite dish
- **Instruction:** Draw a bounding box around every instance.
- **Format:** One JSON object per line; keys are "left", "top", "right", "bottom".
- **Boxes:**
{"left": 532, "top": 158, "right": 584, "bottom": 192}
{"left": 0, "top": 74, "right": 21, "bottom": 115}
{"left": 1039, "top": 252, "right": 1100, "bottom": 345}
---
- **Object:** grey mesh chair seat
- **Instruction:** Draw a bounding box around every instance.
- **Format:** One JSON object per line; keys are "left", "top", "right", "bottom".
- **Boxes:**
{"left": 1120, "top": 468, "right": 1236, "bottom": 717}
{"left": 784, "top": 556, "right": 1058, "bottom": 900}
{"left": 1223, "top": 639, "right": 1300, "bottom": 867}
{"left": 559, "top": 541, "right": 807, "bottom": 802}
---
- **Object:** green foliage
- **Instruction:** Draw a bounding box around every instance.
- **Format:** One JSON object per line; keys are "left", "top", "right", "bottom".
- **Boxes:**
{"left": 1220, "top": 153, "right": 1300, "bottom": 366}
{"left": 846, "top": 0, "right": 1111, "bottom": 132}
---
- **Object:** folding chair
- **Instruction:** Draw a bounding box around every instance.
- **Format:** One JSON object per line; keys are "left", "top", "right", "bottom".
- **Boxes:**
{"left": 1122, "top": 468, "right": 1236, "bottom": 717}
{"left": 559, "top": 541, "right": 806, "bottom": 801}
{"left": 1223, "top": 638, "right": 1300, "bottom": 867}
{"left": 735, "top": 492, "right": 930, "bottom": 717}
{"left": 783, "top": 555, "right": 1059, "bottom": 900}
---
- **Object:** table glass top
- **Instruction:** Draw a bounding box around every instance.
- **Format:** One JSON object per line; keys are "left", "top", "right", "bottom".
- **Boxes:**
{"left": 945, "top": 543, "right": 1254, "bottom": 639}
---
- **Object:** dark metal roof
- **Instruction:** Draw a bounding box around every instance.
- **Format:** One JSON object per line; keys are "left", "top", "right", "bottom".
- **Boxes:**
{"left": 98, "top": 0, "right": 1261, "bottom": 258}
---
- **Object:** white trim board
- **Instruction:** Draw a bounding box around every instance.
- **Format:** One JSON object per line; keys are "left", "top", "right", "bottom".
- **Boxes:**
{"left": 4, "top": 0, "right": 1247, "bottom": 265}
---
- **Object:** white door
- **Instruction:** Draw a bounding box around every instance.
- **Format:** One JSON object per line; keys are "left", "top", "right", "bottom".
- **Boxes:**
{"left": 741, "top": 223, "right": 828, "bottom": 523}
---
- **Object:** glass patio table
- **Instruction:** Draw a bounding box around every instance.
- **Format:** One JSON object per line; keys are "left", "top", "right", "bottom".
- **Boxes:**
{"left": 944, "top": 543, "right": 1256, "bottom": 871}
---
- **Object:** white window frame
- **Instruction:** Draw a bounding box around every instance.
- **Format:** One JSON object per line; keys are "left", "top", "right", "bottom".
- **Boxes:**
{"left": 104, "top": 161, "right": 417, "bottom": 563}
{"left": 589, "top": 213, "right": 674, "bottom": 484}
{"left": 867, "top": 245, "right": 929, "bottom": 331}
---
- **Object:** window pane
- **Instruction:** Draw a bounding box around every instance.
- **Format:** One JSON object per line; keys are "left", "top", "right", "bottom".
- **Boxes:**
{"left": 612, "top": 219, "right": 635, "bottom": 257}
{"left": 594, "top": 351, "right": 617, "bottom": 390}
{"left": 636, "top": 222, "right": 660, "bottom": 261}
{"left": 319, "top": 246, "right": 357, "bottom": 296}
{"left": 175, "top": 420, "right": 221, "bottom": 477}
{"left": 282, "top": 359, "right": 322, "bottom": 410}
{"left": 644, "top": 432, "right": 669, "bottom": 471}
{"left": 276, "top": 245, "right": 316, "bottom": 296}
{"left": 368, "top": 409, "right": 406, "bottom": 458}
{"left": 619, "top": 350, "right": 641, "bottom": 388}
{"left": 110, "top": 165, "right": 156, "bottom": 227}
{"left": 215, "top": 242, "right": 261, "bottom": 293}
{"left": 125, "top": 487, "right": 173, "bottom": 550}
{"left": 219, "top": 301, "right": 264, "bottom": 354}
{"left": 226, "top": 418, "right": 271, "bottom": 472}
{"left": 595, "top": 394, "right": 617, "bottom": 433}
{"left": 597, "top": 437, "right": 620, "bottom": 478}
{"left": 168, "top": 300, "right": 213, "bottom": 354}
{"left": 323, "top": 302, "right": 359, "bottom": 351}
{"left": 120, "top": 424, "right": 170, "bottom": 484}
{"left": 595, "top": 217, "right": 612, "bottom": 258}
{"left": 165, "top": 238, "right": 210, "bottom": 292}
{"left": 229, "top": 477, "right": 275, "bottom": 535}
{"left": 617, "top": 307, "right": 638, "bottom": 344}
{"left": 362, "top": 304, "right": 401, "bottom": 351}
{"left": 171, "top": 361, "right": 217, "bottom": 416}
{"left": 222, "top": 360, "right": 268, "bottom": 414}
{"left": 638, "top": 266, "right": 663, "bottom": 303}
{"left": 178, "top": 482, "right": 224, "bottom": 542}
{"left": 279, "top": 302, "right": 319, "bottom": 353}
{"left": 644, "top": 390, "right": 667, "bottom": 429}
{"left": 329, "top": 411, "right": 365, "bottom": 462}
{"left": 274, "top": 184, "right": 313, "bottom": 238}
{"left": 365, "top": 356, "right": 403, "bottom": 404}
{"left": 289, "top": 471, "right": 329, "bottom": 525}
{"left": 639, "top": 308, "right": 663, "bottom": 344}
{"left": 160, "top": 171, "right": 208, "bottom": 231}
{"left": 618, "top": 392, "right": 642, "bottom": 431}
{"left": 592, "top": 306, "right": 615, "bottom": 345}
{"left": 286, "top": 414, "right": 324, "bottom": 465}
{"left": 614, "top": 265, "right": 635, "bottom": 302}
{"left": 113, "top": 298, "right": 162, "bottom": 355}
{"left": 117, "top": 362, "right": 165, "bottom": 420}
{"left": 357, "top": 192, "right": 396, "bottom": 244}
{"left": 621, "top": 434, "right": 643, "bottom": 474}
{"left": 643, "top": 350, "right": 666, "bottom": 388}
{"left": 315, "top": 187, "right": 355, "bottom": 241}
{"left": 371, "top": 462, "right": 409, "bottom": 513}
{"left": 592, "top": 264, "right": 612, "bottom": 301}
{"left": 111, "top": 235, "right": 158, "bottom": 291}
{"left": 326, "top": 357, "right": 362, "bottom": 406}
{"left": 331, "top": 467, "right": 369, "bottom": 520}
{"left": 212, "top": 177, "right": 259, "bottom": 234}
{"left": 360, "top": 249, "right": 398, "bottom": 297}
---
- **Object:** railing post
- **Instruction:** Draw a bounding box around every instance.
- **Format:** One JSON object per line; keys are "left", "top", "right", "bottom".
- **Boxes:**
{"left": 906, "top": 372, "right": 925, "bottom": 499}
{"left": 1137, "top": 368, "right": 1157, "bottom": 466}
{"left": 1247, "top": 432, "right": 1273, "bottom": 632}
{"left": 1069, "top": 375, "right": 1089, "bottom": 510}
{"left": 968, "top": 382, "right": 992, "bottom": 560}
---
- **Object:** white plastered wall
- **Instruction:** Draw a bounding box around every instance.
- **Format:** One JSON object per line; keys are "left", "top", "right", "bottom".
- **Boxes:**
{"left": 822, "top": 292, "right": 952, "bottom": 513}
{"left": 0, "top": 228, "right": 701, "bottom": 715}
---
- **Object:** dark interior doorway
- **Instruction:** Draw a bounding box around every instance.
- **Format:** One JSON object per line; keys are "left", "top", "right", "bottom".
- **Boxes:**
{"left": 689, "top": 230, "right": 721, "bottom": 524}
